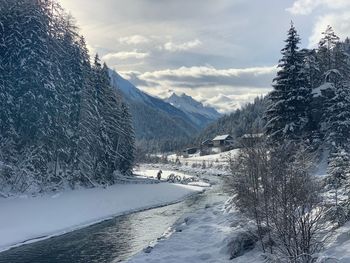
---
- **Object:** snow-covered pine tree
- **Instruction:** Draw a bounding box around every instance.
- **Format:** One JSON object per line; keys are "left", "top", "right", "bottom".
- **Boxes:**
{"left": 265, "top": 23, "right": 311, "bottom": 142}
{"left": 328, "top": 147, "right": 349, "bottom": 190}
{"left": 69, "top": 36, "right": 95, "bottom": 186}
{"left": 1, "top": 0, "right": 58, "bottom": 186}
{"left": 316, "top": 27, "right": 350, "bottom": 149}
{"left": 0, "top": 0, "right": 135, "bottom": 194}
{"left": 89, "top": 54, "right": 109, "bottom": 183}
{"left": 327, "top": 147, "right": 350, "bottom": 225}
{"left": 301, "top": 48, "right": 322, "bottom": 141}
{"left": 98, "top": 63, "right": 123, "bottom": 181}
{"left": 0, "top": 1, "right": 18, "bottom": 164}
{"left": 118, "top": 102, "right": 135, "bottom": 175}
{"left": 302, "top": 48, "right": 321, "bottom": 90}
{"left": 325, "top": 80, "right": 350, "bottom": 150}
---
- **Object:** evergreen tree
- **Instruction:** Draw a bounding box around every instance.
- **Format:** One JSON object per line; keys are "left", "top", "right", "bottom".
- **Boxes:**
{"left": 0, "top": 0, "right": 135, "bottom": 194}
{"left": 265, "top": 23, "right": 311, "bottom": 141}
{"left": 318, "top": 25, "right": 340, "bottom": 75}
{"left": 328, "top": 147, "right": 349, "bottom": 202}
{"left": 118, "top": 102, "right": 135, "bottom": 175}
{"left": 325, "top": 80, "right": 350, "bottom": 149}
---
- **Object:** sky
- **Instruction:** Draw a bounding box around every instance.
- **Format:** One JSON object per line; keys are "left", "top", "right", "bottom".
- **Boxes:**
{"left": 60, "top": 0, "right": 350, "bottom": 113}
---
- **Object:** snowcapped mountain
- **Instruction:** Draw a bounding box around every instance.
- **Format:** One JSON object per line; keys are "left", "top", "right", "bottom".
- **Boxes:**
{"left": 110, "top": 69, "right": 151, "bottom": 103}
{"left": 165, "top": 93, "right": 222, "bottom": 128}
{"left": 109, "top": 70, "right": 199, "bottom": 140}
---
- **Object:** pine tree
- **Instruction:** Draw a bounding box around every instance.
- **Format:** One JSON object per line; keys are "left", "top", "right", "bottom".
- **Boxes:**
{"left": 318, "top": 25, "right": 340, "bottom": 75}
{"left": 265, "top": 23, "right": 311, "bottom": 141}
{"left": 0, "top": 0, "right": 135, "bottom": 194}
{"left": 327, "top": 147, "right": 350, "bottom": 225}
{"left": 118, "top": 102, "right": 135, "bottom": 175}
{"left": 325, "top": 80, "right": 350, "bottom": 149}
{"left": 328, "top": 147, "right": 349, "bottom": 200}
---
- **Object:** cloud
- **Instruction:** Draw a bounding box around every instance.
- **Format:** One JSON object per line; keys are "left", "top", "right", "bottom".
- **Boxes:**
{"left": 203, "top": 92, "right": 266, "bottom": 113}
{"left": 102, "top": 50, "right": 150, "bottom": 61}
{"left": 287, "top": 0, "right": 350, "bottom": 15}
{"left": 162, "top": 39, "right": 202, "bottom": 52}
{"left": 134, "top": 65, "right": 277, "bottom": 88}
{"left": 119, "top": 35, "right": 150, "bottom": 45}
{"left": 119, "top": 65, "right": 276, "bottom": 112}
{"left": 308, "top": 12, "right": 350, "bottom": 47}
{"left": 287, "top": 1, "right": 350, "bottom": 47}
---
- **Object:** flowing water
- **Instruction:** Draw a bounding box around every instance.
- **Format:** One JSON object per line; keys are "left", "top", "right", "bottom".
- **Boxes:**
{"left": 0, "top": 170, "right": 224, "bottom": 263}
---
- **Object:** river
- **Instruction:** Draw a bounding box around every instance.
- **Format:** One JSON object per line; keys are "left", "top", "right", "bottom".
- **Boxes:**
{"left": 0, "top": 169, "right": 224, "bottom": 263}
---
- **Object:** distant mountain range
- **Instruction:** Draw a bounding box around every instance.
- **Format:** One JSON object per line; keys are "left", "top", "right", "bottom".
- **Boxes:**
{"left": 109, "top": 70, "right": 221, "bottom": 141}
{"left": 165, "top": 93, "right": 221, "bottom": 128}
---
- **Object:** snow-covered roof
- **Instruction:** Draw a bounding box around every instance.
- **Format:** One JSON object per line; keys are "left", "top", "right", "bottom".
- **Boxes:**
{"left": 312, "top": 82, "right": 333, "bottom": 97}
{"left": 212, "top": 134, "right": 232, "bottom": 141}
{"left": 241, "top": 133, "right": 264, "bottom": 139}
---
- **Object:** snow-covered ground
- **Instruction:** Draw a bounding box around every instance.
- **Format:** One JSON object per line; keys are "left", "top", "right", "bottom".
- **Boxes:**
{"left": 318, "top": 222, "right": 350, "bottom": 262}
{"left": 0, "top": 178, "right": 204, "bottom": 253}
{"left": 134, "top": 167, "right": 211, "bottom": 187}
{"left": 128, "top": 197, "right": 262, "bottom": 263}
{"left": 168, "top": 149, "right": 239, "bottom": 168}
{"left": 130, "top": 155, "right": 350, "bottom": 263}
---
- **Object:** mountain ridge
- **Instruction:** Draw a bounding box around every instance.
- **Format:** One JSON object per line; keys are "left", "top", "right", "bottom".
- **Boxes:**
{"left": 165, "top": 92, "right": 221, "bottom": 128}
{"left": 109, "top": 69, "right": 199, "bottom": 141}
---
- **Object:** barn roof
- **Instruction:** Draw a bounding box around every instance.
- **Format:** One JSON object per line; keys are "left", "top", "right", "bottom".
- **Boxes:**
{"left": 213, "top": 134, "right": 232, "bottom": 141}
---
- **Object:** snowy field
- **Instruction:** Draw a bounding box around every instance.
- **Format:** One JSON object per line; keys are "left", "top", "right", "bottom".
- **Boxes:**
{"left": 134, "top": 168, "right": 211, "bottom": 187}
{"left": 0, "top": 178, "right": 204, "bottom": 253}
{"left": 168, "top": 149, "right": 239, "bottom": 168}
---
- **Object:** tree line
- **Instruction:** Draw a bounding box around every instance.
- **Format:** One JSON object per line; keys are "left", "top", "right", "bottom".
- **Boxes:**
{"left": 0, "top": 0, "right": 135, "bottom": 195}
{"left": 265, "top": 24, "right": 350, "bottom": 156}
{"left": 228, "top": 23, "right": 350, "bottom": 262}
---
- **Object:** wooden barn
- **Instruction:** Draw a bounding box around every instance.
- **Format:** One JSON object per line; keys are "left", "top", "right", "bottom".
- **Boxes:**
{"left": 211, "top": 134, "right": 234, "bottom": 153}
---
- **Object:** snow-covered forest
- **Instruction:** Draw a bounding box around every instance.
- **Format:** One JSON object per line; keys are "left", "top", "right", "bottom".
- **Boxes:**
{"left": 225, "top": 24, "right": 350, "bottom": 262}
{"left": 0, "top": 0, "right": 135, "bottom": 196}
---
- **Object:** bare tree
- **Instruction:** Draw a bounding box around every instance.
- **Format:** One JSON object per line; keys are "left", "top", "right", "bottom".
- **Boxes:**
{"left": 228, "top": 141, "right": 328, "bottom": 262}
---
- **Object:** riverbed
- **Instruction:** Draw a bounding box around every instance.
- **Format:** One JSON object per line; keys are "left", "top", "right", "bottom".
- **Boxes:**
{"left": 0, "top": 168, "right": 224, "bottom": 263}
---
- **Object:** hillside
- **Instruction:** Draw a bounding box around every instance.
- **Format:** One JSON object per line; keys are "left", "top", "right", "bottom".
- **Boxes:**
{"left": 109, "top": 70, "right": 199, "bottom": 141}
{"left": 196, "top": 96, "right": 266, "bottom": 143}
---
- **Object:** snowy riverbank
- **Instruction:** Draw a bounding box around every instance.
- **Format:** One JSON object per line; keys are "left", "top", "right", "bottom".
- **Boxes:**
{"left": 0, "top": 181, "right": 204, "bottom": 252}
{"left": 127, "top": 191, "right": 262, "bottom": 263}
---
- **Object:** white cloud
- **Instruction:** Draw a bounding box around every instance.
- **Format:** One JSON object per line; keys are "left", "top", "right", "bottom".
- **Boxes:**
{"left": 308, "top": 12, "right": 350, "bottom": 47}
{"left": 287, "top": 0, "right": 350, "bottom": 15}
{"left": 162, "top": 39, "right": 202, "bottom": 52}
{"left": 140, "top": 65, "right": 276, "bottom": 79}
{"left": 119, "top": 35, "right": 150, "bottom": 45}
{"left": 102, "top": 50, "right": 150, "bottom": 61}
{"left": 203, "top": 92, "right": 266, "bottom": 113}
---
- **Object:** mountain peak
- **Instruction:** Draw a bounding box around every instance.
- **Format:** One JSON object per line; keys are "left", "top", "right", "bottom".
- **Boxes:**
{"left": 165, "top": 92, "right": 221, "bottom": 125}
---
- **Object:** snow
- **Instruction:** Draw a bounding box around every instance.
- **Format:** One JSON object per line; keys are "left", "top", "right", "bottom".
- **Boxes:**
{"left": 165, "top": 93, "right": 221, "bottom": 120}
{"left": 314, "top": 149, "right": 329, "bottom": 177}
{"left": 312, "top": 82, "right": 333, "bottom": 97}
{"left": 109, "top": 69, "right": 150, "bottom": 103}
{"left": 134, "top": 168, "right": 194, "bottom": 181}
{"left": 0, "top": 177, "right": 204, "bottom": 252}
{"left": 213, "top": 134, "right": 231, "bottom": 141}
{"left": 317, "top": 222, "right": 350, "bottom": 262}
{"left": 127, "top": 196, "right": 262, "bottom": 263}
{"left": 168, "top": 149, "right": 239, "bottom": 167}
